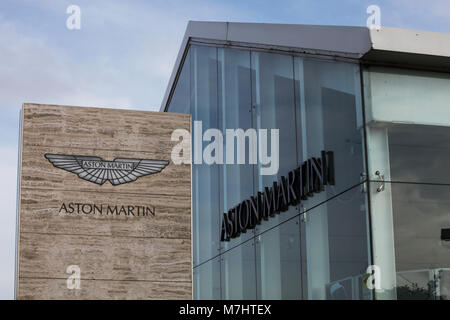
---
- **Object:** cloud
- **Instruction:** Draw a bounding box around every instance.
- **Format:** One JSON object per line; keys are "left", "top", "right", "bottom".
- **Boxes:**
{"left": 0, "top": 0, "right": 262, "bottom": 113}
{"left": 0, "top": 0, "right": 261, "bottom": 299}
{"left": 0, "top": 16, "right": 137, "bottom": 110}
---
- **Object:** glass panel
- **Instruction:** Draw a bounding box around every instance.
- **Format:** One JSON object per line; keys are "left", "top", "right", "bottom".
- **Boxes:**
{"left": 167, "top": 49, "right": 191, "bottom": 114}
{"left": 218, "top": 48, "right": 255, "bottom": 250}
{"left": 256, "top": 216, "right": 302, "bottom": 299}
{"left": 295, "top": 57, "right": 365, "bottom": 211}
{"left": 251, "top": 51, "right": 299, "bottom": 235}
{"left": 368, "top": 123, "right": 450, "bottom": 299}
{"left": 302, "top": 183, "right": 372, "bottom": 300}
{"left": 221, "top": 239, "right": 257, "bottom": 299}
{"left": 363, "top": 66, "right": 450, "bottom": 127}
{"left": 193, "top": 258, "right": 221, "bottom": 299}
{"left": 373, "top": 182, "right": 450, "bottom": 299}
{"left": 396, "top": 270, "right": 433, "bottom": 300}
{"left": 191, "top": 45, "right": 221, "bottom": 266}
{"left": 438, "top": 270, "right": 450, "bottom": 300}
{"left": 173, "top": 45, "right": 369, "bottom": 300}
{"left": 388, "top": 124, "right": 450, "bottom": 184}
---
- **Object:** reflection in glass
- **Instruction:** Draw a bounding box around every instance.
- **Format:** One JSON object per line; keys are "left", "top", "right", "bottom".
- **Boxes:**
{"left": 295, "top": 57, "right": 364, "bottom": 203}
{"left": 256, "top": 216, "right": 302, "bottom": 299}
{"left": 221, "top": 239, "right": 257, "bottom": 299}
{"left": 362, "top": 66, "right": 450, "bottom": 127}
{"left": 191, "top": 45, "right": 221, "bottom": 266}
{"left": 167, "top": 43, "right": 371, "bottom": 300}
{"left": 167, "top": 50, "right": 191, "bottom": 114}
{"left": 294, "top": 58, "right": 367, "bottom": 300}
{"left": 396, "top": 269, "right": 433, "bottom": 300}
{"left": 302, "top": 184, "right": 372, "bottom": 300}
{"left": 194, "top": 258, "right": 221, "bottom": 299}
{"left": 218, "top": 48, "right": 255, "bottom": 250}
{"left": 388, "top": 124, "right": 450, "bottom": 184}
{"left": 251, "top": 51, "right": 298, "bottom": 234}
{"left": 370, "top": 181, "right": 450, "bottom": 299}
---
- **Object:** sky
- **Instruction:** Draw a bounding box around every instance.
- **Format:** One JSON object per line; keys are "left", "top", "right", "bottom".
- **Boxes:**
{"left": 0, "top": 0, "right": 449, "bottom": 299}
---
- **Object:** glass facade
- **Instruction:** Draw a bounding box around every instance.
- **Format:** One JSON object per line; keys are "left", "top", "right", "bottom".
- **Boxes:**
{"left": 168, "top": 44, "right": 450, "bottom": 300}
{"left": 364, "top": 66, "right": 450, "bottom": 300}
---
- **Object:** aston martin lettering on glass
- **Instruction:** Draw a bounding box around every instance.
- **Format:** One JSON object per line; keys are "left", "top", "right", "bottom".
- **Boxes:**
{"left": 44, "top": 154, "right": 169, "bottom": 186}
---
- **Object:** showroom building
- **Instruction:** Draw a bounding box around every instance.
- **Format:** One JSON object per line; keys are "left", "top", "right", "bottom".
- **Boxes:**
{"left": 161, "top": 21, "right": 450, "bottom": 300}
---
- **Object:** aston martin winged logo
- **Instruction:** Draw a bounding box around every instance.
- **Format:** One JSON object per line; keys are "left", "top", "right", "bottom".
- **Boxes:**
{"left": 45, "top": 154, "right": 169, "bottom": 186}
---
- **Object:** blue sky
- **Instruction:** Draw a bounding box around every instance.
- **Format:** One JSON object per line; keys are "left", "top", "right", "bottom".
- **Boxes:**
{"left": 0, "top": 0, "right": 449, "bottom": 299}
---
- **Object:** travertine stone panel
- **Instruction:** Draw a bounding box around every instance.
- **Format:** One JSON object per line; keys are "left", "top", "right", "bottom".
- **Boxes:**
{"left": 17, "top": 103, "right": 192, "bottom": 299}
{"left": 19, "top": 189, "right": 191, "bottom": 239}
{"left": 19, "top": 278, "right": 191, "bottom": 300}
